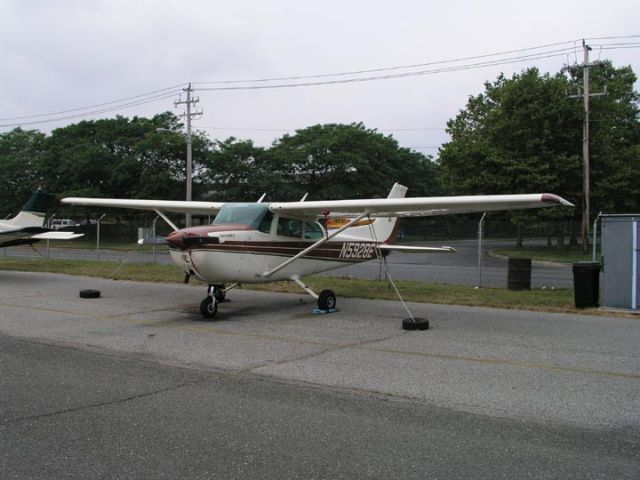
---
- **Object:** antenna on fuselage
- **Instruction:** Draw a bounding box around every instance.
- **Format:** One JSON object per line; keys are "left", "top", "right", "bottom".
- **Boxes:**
{"left": 299, "top": 193, "right": 308, "bottom": 202}
{"left": 256, "top": 193, "right": 266, "bottom": 203}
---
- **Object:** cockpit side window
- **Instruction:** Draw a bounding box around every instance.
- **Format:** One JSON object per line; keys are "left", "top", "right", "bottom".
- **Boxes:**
{"left": 212, "top": 204, "right": 270, "bottom": 229}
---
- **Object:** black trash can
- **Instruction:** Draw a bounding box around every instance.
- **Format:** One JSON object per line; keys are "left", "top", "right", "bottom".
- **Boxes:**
{"left": 572, "top": 262, "right": 601, "bottom": 308}
{"left": 507, "top": 258, "right": 532, "bottom": 291}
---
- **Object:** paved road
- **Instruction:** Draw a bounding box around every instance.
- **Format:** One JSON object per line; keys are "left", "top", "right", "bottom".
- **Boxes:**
{"left": 333, "top": 239, "right": 573, "bottom": 288}
{"left": 3, "top": 238, "right": 573, "bottom": 288}
{"left": 0, "top": 272, "right": 637, "bottom": 479}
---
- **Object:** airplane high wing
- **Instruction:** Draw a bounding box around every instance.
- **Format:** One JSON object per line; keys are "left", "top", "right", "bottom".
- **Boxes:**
{"left": 64, "top": 193, "right": 570, "bottom": 218}
{"left": 270, "top": 193, "right": 572, "bottom": 218}
{"left": 61, "top": 198, "right": 224, "bottom": 231}
{"left": 60, "top": 198, "right": 224, "bottom": 215}
{"left": 62, "top": 185, "right": 572, "bottom": 319}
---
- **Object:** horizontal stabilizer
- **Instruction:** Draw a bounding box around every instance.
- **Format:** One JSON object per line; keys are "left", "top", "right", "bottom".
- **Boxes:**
{"left": 378, "top": 244, "right": 456, "bottom": 254}
{"left": 31, "top": 232, "right": 84, "bottom": 240}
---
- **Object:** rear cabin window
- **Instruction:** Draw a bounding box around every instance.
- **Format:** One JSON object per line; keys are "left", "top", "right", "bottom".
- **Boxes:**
{"left": 304, "top": 221, "right": 324, "bottom": 239}
{"left": 277, "top": 217, "right": 303, "bottom": 238}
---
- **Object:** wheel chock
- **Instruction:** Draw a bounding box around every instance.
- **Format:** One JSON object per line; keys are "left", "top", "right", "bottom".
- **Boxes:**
{"left": 313, "top": 308, "right": 338, "bottom": 314}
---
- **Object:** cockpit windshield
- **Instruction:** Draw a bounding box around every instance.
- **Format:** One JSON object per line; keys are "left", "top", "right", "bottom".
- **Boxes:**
{"left": 212, "top": 203, "right": 270, "bottom": 229}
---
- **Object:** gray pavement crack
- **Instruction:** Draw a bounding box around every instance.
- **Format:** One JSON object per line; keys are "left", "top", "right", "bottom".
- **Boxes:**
{"left": 1, "top": 380, "right": 203, "bottom": 426}
{"left": 246, "top": 331, "right": 404, "bottom": 373}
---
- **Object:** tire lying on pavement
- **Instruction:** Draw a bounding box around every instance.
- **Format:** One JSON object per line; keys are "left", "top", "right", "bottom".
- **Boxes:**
{"left": 402, "top": 317, "right": 429, "bottom": 331}
{"left": 79, "top": 289, "right": 101, "bottom": 299}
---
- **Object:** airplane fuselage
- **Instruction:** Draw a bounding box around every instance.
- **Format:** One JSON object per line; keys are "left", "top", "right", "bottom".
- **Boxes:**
{"left": 161, "top": 202, "right": 395, "bottom": 285}
{"left": 0, "top": 223, "right": 47, "bottom": 248}
{"left": 166, "top": 223, "right": 383, "bottom": 284}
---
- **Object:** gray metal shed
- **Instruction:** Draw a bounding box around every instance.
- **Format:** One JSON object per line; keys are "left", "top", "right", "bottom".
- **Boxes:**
{"left": 601, "top": 214, "right": 639, "bottom": 310}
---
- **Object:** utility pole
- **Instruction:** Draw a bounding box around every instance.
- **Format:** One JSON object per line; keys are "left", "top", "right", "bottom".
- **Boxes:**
{"left": 174, "top": 83, "right": 202, "bottom": 227}
{"left": 567, "top": 40, "right": 606, "bottom": 252}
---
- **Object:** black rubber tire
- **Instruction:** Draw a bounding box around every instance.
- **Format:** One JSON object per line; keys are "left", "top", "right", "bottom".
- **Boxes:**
{"left": 317, "top": 289, "right": 337, "bottom": 310}
{"left": 200, "top": 297, "right": 218, "bottom": 319}
{"left": 402, "top": 317, "right": 429, "bottom": 331}
{"left": 79, "top": 289, "right": 101, "bottom": 299}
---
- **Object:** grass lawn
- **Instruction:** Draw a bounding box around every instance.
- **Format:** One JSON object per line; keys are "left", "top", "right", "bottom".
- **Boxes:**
{"left": 0, "top": 256, "right": 588, "bottom": 314}
{"left": 44, "top": 238, "right": 168, "bottom": 251}
{"left": 491, "top": 247, "right": 598, "bottom": 264}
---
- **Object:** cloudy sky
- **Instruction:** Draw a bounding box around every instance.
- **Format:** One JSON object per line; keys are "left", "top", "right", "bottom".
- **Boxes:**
{"left": 1, "top": 0, "right": 638, "bottom": 156}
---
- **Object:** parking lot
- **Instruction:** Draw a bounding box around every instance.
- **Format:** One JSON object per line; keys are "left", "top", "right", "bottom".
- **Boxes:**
{"left": 1, "top": 271, "right": 638, "bottom": 478}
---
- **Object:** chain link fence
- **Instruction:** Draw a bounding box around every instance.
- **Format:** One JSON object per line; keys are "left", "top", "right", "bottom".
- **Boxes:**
{"left": 2, "top": 210, "right": 594, "bottom": 289}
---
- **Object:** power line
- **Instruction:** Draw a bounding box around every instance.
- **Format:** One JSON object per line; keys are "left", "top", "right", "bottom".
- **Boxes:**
{"left": 0, "top": 83, "right": 187, "bottom": 122}
{"left": 192, "top": 38, "right": 638, "bottom": 90}
{"left": 585, "top": 34, "right": 640, "bottom": 41}
{"left": 3, "top": 37, "right": 637, "bottom": 129}
{"left": 599, "top": 45, "right": 640, "bottom": 51}
{"left": 0, "top": 91, "right": 181, "bottom": 128}
{"left": 194, "top": 49, "right": 576, "bottom": 92}
{"left": 194, "top": 40, "right": 578, "bottom": 86}
{"left": 192, "top": 125, "right": 446, "bottom": 132}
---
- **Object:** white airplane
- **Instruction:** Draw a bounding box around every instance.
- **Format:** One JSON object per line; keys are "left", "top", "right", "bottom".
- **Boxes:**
{"left": 62, "top": 184, "right": 572, "bottom": 319}
{"left": 0, "top": 191, "right": 83, "bottom": 248}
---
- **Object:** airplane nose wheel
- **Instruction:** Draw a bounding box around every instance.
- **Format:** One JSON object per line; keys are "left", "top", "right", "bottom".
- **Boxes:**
{"left": 200, "top": 284, "right": 224, "bottom": 320}
{"left": 317, "top": 289, "right": 336, "bottom": 311}
{"left": 200, "top": 296, "right": 218, "bottom": 319}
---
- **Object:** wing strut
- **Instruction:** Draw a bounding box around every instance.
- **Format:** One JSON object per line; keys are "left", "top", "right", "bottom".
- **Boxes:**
{"left": 154, "top": 209, "right": 179, "bottom": 232}
{"left": 260, "top": 210, "right": 370, "bottom": 278}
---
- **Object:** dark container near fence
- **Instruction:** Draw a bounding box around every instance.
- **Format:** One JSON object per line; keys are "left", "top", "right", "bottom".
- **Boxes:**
{"left": 572, "top": 262, "right": 601, "bottom": 309}
{"left": 507, "top": 258, "right": 532, "bottom": 291}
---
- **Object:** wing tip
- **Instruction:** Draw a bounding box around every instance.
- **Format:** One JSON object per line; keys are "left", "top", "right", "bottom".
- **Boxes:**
{"left": 542, "top": 194, "right": 574, "bottom": 207}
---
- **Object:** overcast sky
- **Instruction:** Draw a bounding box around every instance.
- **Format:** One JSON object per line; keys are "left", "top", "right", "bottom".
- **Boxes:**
{"left": 1, "top": 0, "right": 638, "bottom": 156}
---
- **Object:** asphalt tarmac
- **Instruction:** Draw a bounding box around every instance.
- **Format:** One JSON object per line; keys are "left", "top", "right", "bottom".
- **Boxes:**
{"left": 0, "top": 272, "right": 638, "bottom": 479}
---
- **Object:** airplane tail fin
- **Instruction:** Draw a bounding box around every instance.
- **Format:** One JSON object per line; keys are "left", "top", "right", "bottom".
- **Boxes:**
{"left": 6, "top": 191, "right": 57, "bottom": 228}
{"left": 335, "top": 183, "right": 407, "bottom": 243}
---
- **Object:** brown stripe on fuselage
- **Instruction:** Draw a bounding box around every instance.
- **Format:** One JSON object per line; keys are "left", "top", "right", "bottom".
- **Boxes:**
{"left": 176, "top": 240, "right": 385, "bottom": 263}
{"left": 168, "top": 225, "right": 388, "bottom": 262}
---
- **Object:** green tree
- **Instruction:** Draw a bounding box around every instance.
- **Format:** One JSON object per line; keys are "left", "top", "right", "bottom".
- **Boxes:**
{"left": 573, "top": 62, "right": 640, "bottom": 214}
{"left": 201, "top": 137, "right": 268, "bottom": 201}
{"left": 39, "top": 112, "right": 211, "bottom": 201}
{"left": 439, "top": 68, "right": 582, "bottom": 198}
{"left": 0, "top": 128, "right": 47, "bottom": 212}
{"left": 267, "top": 123, "right": 441, "bottom": 200}
{"left": 438, "top": 64, "right": 640, "bottom": 247}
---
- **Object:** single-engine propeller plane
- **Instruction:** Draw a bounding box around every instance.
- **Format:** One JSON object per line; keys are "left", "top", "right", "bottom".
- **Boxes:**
{"left": 62, "top": 184, "right": 572, "bottom": 319}
{"left": 1, "top": 191, "right": 83, "bottom": 248}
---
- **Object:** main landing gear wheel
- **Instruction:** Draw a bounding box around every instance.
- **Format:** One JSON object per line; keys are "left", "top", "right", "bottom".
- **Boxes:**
{"left": 200, "top": 296, "right": 218, "bottom": 319}
{"left": 317, "top": 289, "right": 337, "bottom": 311}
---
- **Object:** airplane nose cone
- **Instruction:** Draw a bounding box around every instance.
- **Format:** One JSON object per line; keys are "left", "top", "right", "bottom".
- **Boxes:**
{"left": 166, "top": 230, "right": 187, "bottom": 249}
